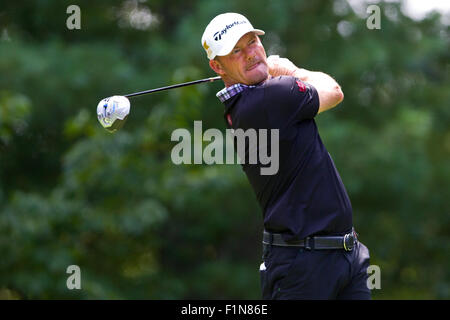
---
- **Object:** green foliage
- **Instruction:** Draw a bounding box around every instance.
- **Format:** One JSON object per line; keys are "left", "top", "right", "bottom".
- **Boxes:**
{"left": 0, "top": 91, "right": 31, "bottom": 144}
{"left": 0, "top": 0, "right": 448, "bottom": 299}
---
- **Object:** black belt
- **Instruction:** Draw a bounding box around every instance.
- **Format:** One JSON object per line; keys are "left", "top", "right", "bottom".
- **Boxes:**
{"left": 263, "top": 229, "right": 357, "bottom": 251}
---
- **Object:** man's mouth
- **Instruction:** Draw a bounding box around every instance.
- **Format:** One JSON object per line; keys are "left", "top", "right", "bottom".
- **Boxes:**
{"left": 247, "top": 61, "right": 260, "bottom": 71}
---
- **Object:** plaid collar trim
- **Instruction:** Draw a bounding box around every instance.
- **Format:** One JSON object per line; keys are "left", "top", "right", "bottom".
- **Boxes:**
{"left": 216, "top": 83, "right": 255, "bottom": 103}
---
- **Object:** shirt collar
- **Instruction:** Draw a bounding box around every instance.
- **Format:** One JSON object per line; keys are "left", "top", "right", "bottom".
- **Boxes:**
{"left": 216, "top": 83, "right": 255, "bottom": 103}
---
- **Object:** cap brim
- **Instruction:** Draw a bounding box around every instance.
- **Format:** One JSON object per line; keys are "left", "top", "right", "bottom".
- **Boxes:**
{"left": 216, "top": 29, "right": 265, "bottom": 57}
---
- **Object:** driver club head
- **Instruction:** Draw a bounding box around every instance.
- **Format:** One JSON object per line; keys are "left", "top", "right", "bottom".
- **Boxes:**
{"left": 97, "top": 95, "right": 130, "bottom": 133}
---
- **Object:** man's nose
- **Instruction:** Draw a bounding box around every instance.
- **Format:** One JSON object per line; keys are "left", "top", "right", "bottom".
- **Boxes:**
{"left": 243, "top": 44, "right": 256, "bottom": 60}
{"left": 244, "top": 48, "right": 256, "bottom": 61}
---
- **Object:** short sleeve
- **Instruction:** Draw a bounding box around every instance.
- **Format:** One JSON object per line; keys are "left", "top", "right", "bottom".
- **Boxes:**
{"left": 263, "top": 76, "right": 319, "bottom": 126}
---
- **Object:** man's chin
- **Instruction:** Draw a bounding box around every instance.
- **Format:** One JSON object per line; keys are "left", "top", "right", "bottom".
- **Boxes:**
{"left": 246, "top": 64, "right": 269, "bottom": 85}
{"left": 247, "top": 74, "right": 269, "bottom": 85}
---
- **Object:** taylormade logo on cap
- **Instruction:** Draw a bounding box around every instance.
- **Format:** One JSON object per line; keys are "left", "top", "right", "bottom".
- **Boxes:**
{"left": 201, "top": 13, "right": 265, "bottom": 60}
{"left": 213, "top": 20, "right": 248, "bottom": 41}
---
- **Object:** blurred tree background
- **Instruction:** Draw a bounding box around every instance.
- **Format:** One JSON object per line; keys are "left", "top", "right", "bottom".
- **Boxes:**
{"left": 0, "top": 0, "right": 448, "bottom": 299}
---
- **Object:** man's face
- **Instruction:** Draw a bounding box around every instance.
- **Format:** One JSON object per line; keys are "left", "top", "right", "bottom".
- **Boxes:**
{"left": 212, "top": 32, "right": 269, "bottom": 86}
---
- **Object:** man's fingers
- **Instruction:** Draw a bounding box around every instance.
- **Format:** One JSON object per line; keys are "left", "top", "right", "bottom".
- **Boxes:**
{"left": 267, "top": 54, "right": 280, "bottom": 61}
{"left": 267, "top": 55, "right": 297, "bottom": 77}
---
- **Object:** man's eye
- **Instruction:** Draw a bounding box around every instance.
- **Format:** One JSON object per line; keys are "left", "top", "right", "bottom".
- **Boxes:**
{"left": 233, "top": 48, "right": 240, "bottom": 54}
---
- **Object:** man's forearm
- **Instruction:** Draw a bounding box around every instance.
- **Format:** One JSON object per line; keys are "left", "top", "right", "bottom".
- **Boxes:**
{"left": 293, "top": 69, "right": 340, "bottom": 91}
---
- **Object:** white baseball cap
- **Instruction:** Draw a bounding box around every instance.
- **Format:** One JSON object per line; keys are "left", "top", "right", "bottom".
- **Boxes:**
{"left": 201, "top": 13, "right": 265, "bottom": 60}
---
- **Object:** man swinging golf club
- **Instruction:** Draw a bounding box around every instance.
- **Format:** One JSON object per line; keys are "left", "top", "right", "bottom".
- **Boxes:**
{"left": 202, "top": 12, "right": 371, "bottom": 300}
{"left": 97, "top": 12, "right": 371, "bottom": 300}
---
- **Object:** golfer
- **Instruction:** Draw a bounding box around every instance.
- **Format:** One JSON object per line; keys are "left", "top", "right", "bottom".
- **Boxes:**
{"left": 202, "top": 13, "right": 371, "bottom": 299}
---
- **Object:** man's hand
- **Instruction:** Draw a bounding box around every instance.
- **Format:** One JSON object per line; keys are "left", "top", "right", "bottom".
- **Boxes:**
{"left": 267, "top": 55, "right": 297, "bottom": 77}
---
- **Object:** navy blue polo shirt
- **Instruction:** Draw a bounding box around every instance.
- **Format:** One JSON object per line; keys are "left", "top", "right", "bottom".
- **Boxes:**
{"left": 219, "top": 76, "right": 353, "bottom": 241}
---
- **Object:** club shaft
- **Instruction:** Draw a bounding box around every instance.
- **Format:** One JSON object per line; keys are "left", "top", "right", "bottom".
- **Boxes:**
{"left": 124, "top": 76, "right": 222, "bottom": 98}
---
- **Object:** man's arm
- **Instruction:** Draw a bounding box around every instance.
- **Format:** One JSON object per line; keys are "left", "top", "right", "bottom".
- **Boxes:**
{"left": 267, "top": 56, "right": 344, "bottom": 114}
{"left": 293, "top": 68, "right": 344, "bottom": 114}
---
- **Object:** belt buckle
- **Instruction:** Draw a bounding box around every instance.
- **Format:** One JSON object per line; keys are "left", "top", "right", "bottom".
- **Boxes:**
{"left": 305, "top": 237, "right": 313, "bottom": 250}
{"left": 343, "top": 233, "right": 355, "bottom": 251}
{"left": 262, "top": 231, "right": 273, "bottom": 245}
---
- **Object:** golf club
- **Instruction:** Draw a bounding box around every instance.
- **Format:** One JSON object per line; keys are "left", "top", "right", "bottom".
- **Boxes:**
{"left": 124, "top": 76, "right": 221, "bottom": 98}
{"left": 97, "top": 76, "right": 222, "bottom": 132}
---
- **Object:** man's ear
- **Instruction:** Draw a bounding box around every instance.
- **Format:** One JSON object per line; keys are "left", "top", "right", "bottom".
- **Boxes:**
{"left": 209, "top": 59, "right": 226, "bottom": 76}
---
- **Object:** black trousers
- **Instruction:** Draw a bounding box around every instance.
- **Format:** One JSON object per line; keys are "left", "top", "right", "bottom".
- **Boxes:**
{"left": 260, "top": 240, "right": 371, "bottom": 299}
